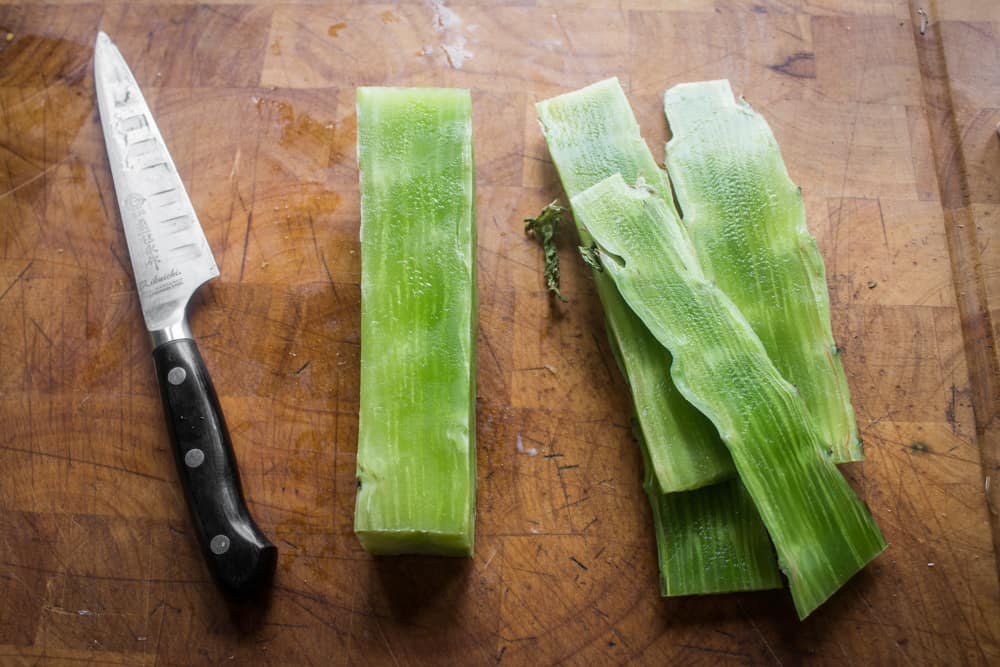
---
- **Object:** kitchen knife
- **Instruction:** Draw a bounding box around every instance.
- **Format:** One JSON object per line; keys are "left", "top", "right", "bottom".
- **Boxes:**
{"left": 94, "top": 31, "right": 276, "bottom": 598}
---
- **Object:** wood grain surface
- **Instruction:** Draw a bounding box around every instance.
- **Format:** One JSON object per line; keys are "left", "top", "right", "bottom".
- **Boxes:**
{"left": 1, "top": 0, "right": 999, "bottom": 664}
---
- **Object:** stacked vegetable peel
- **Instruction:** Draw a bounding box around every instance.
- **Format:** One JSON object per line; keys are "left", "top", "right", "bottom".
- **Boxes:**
{"left": 664, "top": 81, "right": 863, "bottom": 464}
{"left": 535, "top": 79, "right": 737, "bottom": 495}
{"left": 536, "top": 78, "right": 885, "bottom": 619}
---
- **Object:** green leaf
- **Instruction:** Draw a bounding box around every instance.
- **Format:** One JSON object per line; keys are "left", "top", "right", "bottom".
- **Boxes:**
{"left": 524, "top": 200, "right": 569, "bottom": 302}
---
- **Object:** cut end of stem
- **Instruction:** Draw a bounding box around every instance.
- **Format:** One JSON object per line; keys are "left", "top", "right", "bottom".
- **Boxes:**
{"left": 356, "top": 528, "right": 474, "bottom": 557}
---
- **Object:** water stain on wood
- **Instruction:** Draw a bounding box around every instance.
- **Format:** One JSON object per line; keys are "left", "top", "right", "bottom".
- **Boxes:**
{"left": 274, "top": 101, "right": 335, "bottom": 151}
{"left": 252, "top": 96, "right": 342, "bottom": 173}
{"left": 329, "top": 112, "right": 357, "bottom": 170}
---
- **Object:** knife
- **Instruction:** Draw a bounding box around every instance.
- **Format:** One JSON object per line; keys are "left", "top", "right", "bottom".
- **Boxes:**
{"left": 94, "top": 31, "right": 276, "bottom": 598}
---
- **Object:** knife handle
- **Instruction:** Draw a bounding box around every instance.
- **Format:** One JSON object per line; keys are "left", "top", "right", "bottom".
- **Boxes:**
{"left": 153, "top": 338, "right": 277, "bottom": 599}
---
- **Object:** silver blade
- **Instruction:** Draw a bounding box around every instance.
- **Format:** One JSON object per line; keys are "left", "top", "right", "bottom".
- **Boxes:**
{"left": 95, "top": 31, "right": 219, "bottom": 334}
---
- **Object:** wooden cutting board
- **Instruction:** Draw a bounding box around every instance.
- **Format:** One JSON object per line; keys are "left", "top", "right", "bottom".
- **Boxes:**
{"left": 1, "top": 0, "right": 999, "bottom": 664}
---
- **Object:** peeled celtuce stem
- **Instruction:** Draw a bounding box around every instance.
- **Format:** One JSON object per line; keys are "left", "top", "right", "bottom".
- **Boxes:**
{"left": 354, "top": 87, "right": 477, "bottom": 556}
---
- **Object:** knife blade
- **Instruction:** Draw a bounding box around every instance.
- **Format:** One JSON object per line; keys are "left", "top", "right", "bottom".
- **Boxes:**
{"left": 94, "top": 31, "right": 276, "bottom": 598}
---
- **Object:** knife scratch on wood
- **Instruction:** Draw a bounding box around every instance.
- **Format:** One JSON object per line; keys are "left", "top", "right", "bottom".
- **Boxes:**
{"left": 229, "top": 147, "right": 241, "bottom": 182}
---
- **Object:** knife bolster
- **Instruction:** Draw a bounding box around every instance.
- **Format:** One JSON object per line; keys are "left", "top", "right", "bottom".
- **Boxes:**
{"left": 150, "top": 318, "right": 193, "bottom": 349}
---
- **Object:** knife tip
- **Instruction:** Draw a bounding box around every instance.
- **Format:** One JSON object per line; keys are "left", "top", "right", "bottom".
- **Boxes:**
{"left": 95, "top": 30, "right": 110, "bottom": 49}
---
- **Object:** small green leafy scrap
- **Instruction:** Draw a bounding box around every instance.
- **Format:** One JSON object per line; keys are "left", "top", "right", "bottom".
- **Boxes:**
{"left": 525, "top": 201, "right": 569, "bottom": 302}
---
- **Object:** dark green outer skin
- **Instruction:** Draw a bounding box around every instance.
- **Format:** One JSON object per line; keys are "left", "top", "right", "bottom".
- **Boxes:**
{"left": 573, "top": 174, "right": 885, "bottom": 619}
{"left": 537, "top": 78, "right": 779, "bottom": 595}
{"left": 664, "top": 81, "right": 862, "bottom": 463}
{"left": 355, "top": 87, "right": 476, "bottom": 556}
{"left": 536, "top": 77, "right": 735, "bottom": 493}
{"left": 635, "top": 426, "right": 781, "bottom": 596}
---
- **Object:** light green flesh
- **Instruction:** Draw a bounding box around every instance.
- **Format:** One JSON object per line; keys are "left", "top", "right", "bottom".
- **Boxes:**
{"left": 636, "top": 426, "right": 781, "bottom": 596}
{"left": 355, "top": 87, "right": 476, "bottom": 557}
{"left": 536, "top": 77, "right": 735, "bottom": 493}
{"left": 354, "top": 529, "right": 472, "bottom": 557}
{"left": 664, "top": 81, "right": 862, "bottom": 463}
{"left": 573, "top": 174, "right": 886, "bottom": 618}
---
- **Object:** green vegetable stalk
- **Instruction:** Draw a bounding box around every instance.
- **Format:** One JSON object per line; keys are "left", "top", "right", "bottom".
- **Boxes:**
{"left": 572, "top": 174, "right": 885, "bottom": 618}
{"left": 354, "top": 87, "right": 477, "bottom": 556}
{"left": 664, "top": 81, "right": 862, "bottom": 462}
{"left": 536, "top": 79, "right": 780, "bottom": 597}
{"left": 536, "top": 78, "right": 735, "bottom": 493}
{"left": 635, "top": 425, "right": 781, "bottom": 596}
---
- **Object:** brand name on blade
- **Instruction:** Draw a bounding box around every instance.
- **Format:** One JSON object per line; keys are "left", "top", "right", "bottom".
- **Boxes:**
{"left": 139, "top": 267, "right": 182, "bottom": 291}
{"left": 123, "top": 193, "right": 161, "bottom": 273}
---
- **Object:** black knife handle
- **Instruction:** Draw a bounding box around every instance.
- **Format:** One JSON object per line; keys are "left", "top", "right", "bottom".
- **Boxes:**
{"left": 153, "top": 338, "right": 277, "bottom": 599}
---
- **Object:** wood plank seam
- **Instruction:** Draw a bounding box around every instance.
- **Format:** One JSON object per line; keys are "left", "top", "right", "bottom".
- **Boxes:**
{"left": 909, "top": 0, "right": 1000, "bottom": 582}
